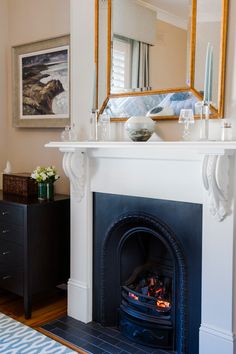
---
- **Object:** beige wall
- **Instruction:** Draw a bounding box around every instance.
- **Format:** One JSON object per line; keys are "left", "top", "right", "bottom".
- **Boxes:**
{"left": 0, "top": 0, "right": 8, "bottom": 184}
{"left": 150, "top": 20, "right": 188, "bottom": 90}
{"left": 2, "top": 0, "right": 236, "bottom": 188}
{"left": 5, "top": 0, "right": 70, "bottom": 194}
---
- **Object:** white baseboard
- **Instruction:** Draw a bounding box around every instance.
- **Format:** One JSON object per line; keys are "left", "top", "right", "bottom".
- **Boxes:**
{"left": 200, "top": 324, "right": 236, "bottom": 354}
{"left": 67, "top": 278, "right": 92, "bottom": 323}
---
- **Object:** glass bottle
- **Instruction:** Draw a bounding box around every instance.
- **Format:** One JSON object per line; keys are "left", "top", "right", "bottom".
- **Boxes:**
{"left": 221, "top": 120, "right": 232, "bottom": 141}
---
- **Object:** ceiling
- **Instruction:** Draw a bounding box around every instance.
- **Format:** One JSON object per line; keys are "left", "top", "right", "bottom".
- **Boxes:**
{"left": 141, "top": 0, "right": 190, "bottom": 21}
{"left": 140, "top": 0, "right": 222, "bottom": 22}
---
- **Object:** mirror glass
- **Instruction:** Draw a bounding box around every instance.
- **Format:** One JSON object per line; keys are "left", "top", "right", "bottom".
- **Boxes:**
{"left": 110, "top": 0, "right": 191, "bottom": 94}
{"left": 194, "top": 0, "right": 222, "bottom": 109}
{"left": 105, "top": 91, "right": 199, "bottom": 118}
{"left": 97, "top": 0, "right": 228, "bottom": 119}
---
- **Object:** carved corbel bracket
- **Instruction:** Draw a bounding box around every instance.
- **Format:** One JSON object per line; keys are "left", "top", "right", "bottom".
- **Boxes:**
{"left": 202, "top": 153, "right": 231, "bottom": 221}
{"left": 62, "top": 150, "right": 87, "bottom": 202}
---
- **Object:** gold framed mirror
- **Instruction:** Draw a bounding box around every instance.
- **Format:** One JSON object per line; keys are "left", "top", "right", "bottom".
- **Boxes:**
{"left": 96, "top": 0, "right": 228, "bottom": 121}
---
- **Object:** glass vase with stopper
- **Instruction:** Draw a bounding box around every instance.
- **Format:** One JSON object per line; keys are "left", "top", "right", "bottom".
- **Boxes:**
{"left": 61, "top": 124, "right": 77, "bottom": 141}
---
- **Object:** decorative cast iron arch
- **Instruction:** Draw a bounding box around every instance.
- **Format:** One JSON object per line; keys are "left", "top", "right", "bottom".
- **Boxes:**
{"left": 101, "top": 213, "right": 187, "bottom": 354}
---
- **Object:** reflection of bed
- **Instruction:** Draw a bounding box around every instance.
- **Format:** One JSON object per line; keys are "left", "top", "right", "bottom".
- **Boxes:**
{"left": 147, "top": 105, "right": 174, "bottom": 117}
{"left": 106, "top": 92, "right": 199, "bottom": 118}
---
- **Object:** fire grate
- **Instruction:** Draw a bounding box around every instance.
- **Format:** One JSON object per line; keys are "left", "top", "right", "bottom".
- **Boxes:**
{"left": 120, "top": 266, "right": 174, "bottom": 349}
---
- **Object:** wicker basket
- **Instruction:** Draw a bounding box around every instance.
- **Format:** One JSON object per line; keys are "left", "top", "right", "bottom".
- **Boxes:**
{"left": 3, "top": 173, "right": 38, "bottom": 197}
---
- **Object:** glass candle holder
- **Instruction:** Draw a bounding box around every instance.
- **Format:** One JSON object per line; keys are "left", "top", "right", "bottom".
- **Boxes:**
{"left": 178, "top": 109, "right": 194, "bottom": 140}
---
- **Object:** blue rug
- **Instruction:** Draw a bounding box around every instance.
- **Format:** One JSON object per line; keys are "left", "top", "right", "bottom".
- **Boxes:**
{"left": 0, "top": 313, "right": 77, "bottom": 354}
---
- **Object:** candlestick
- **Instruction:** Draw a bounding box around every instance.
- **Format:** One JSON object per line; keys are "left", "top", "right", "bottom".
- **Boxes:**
{"left": 89, "top": 110, "right": 98, "bottom": 141}
{"left": 199, "top": 101, "right": 210, "bottom": 141}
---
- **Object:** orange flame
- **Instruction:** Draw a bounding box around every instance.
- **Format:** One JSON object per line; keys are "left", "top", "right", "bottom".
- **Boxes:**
{"left": 156, "top": 299, "right": 170, "bottom": 308}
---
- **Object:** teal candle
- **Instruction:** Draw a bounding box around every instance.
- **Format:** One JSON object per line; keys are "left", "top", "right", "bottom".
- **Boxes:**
{"left": 207, "top": 46, "right": 213, "bottom": 103}
{"left": 204, "top": 43, "right": 210, "bottom": 102}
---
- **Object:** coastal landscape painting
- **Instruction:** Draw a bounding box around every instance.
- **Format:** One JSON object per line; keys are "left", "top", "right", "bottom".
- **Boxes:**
{"left": 13, "top": 35, "right": 70, "bottom": 128}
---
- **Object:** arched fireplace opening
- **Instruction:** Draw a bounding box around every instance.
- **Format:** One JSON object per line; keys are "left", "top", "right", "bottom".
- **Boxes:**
{"left": 101, "top": 214, "right": 186, "bottom": 352}
{"left": 93, "top": 193, "right": 202, "bottom": 354}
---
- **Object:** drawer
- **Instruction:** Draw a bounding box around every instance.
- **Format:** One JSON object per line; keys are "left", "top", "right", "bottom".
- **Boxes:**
{"left": 0, "top": 203, "right": 24, "bottom": 226}
{"left": 0, "top": 223, "right": 24, "bottom": 245}
{"left": 0, "top": 240, "right": 23, "bottom": 267}
{"left": 0, "top": 269, "right": 23, "bottom": 296}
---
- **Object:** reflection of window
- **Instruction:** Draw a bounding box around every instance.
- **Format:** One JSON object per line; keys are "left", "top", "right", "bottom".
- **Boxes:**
{"left": 111, "top": 35, "right": 151, "bottom": 93}
{"left": 111, "top": 36, "right": 131, "bottom": 93}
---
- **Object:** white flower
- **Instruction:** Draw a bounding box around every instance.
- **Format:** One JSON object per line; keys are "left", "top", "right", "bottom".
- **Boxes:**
{"left": 31, "top": 165, "right": 60, "bottom": 183}
{"left": 41, "top": 172, "right": 47, "bottom": 181}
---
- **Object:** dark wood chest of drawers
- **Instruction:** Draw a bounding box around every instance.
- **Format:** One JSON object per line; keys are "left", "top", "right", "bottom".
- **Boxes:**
{"left": 0, "top": 192, "right": 70, "bottom": 318}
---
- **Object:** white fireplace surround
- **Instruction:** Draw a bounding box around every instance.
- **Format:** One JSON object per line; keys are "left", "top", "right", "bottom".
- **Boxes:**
{"left": 46, "top": 141, "right": 236, "bottom": 354}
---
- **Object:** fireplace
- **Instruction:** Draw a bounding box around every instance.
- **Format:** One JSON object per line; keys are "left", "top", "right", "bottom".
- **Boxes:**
{"left": 46, "top": 141, "right": 236, "bottom": 354}
{"left": 93, "top": 193, "right": 202, "bottom": 354}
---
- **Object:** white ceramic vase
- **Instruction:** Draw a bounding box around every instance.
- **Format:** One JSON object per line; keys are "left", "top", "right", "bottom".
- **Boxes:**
{"left": 125, "top": 116, "right": 155, "bottom": 142}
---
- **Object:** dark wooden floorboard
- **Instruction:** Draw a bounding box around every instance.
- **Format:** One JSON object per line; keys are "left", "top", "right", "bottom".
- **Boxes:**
{"left": 0, "top": 288, "right": 87, "bottom": 353}
{"left": 0, "top": 288, "right": 67, "bottom": 327}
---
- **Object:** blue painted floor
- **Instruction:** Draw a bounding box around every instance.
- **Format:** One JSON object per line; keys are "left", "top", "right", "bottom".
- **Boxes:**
{"left": 41, "top": 316, "right": 176, "bottom": 354}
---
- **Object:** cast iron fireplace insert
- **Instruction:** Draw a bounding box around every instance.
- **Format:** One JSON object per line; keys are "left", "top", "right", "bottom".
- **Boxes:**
{"left": 93, "top": 193, "right": 202, "bottom": 354}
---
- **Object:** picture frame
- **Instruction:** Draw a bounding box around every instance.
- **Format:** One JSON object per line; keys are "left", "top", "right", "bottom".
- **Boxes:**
{"left": 12, "top": 35, "right": 70, "bottom": 128}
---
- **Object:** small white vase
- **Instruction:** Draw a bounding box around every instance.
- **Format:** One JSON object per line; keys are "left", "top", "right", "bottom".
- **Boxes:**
{"left": 125, "top": 116, "right": 155, "bottom": 142}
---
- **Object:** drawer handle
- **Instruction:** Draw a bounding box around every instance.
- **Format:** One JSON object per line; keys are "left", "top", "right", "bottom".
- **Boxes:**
{"left": 1, "top": 211, "right": 8, "bottom": 216}
{"left": 2, "top": 275, "right": 12, "bottom": 280}
{"left": 2, "top": 251, "right": 10, "bottom": 256}
{"left": 2, "top": 229, "right": 9, "bottom": 234}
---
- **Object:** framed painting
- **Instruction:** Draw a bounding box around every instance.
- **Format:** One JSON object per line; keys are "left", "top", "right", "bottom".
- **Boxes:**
{"left": 12, "top": 35, "right": 70, "bottom": 128}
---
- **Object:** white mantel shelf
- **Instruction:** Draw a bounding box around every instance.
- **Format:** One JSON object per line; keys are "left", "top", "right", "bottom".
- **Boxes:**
{"left": 46, "top": 140, "right": 236, "bottom": 151}
{"left": 46, "top": 140, "right": 236, "bottom": 161}
{"left": 46, "top": 139, "right": 236, "bottom": 354}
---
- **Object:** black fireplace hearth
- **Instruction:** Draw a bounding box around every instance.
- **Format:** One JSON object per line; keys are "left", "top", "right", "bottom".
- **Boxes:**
{"left": 93, "top": 193, "right": 202, "bottom": 354}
